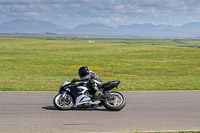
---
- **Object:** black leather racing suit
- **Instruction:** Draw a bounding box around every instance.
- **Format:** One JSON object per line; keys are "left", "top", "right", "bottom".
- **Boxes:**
{"left": 78, "top": 71, "right": 104, "bottom": 94}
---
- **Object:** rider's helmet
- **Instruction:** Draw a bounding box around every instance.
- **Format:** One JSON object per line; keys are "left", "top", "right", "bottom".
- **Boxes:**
{"left": 78, "top": 66, "right": 89, "bottom": 77}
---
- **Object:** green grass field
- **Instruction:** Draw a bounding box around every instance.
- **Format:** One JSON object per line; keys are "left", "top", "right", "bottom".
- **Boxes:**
{"left": 0, "top": 38, "right": 200, "bottom": 91}
{"left": 73, "top": 38, "right": 200, "bottom": 47}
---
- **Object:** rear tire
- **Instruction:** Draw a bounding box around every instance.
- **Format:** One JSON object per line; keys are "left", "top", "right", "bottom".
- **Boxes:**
{"left": 103, "top": 91, "right": 126, "bottom": 111}
{"left": 53, "top": 93, "right": 74, "bottom": 110}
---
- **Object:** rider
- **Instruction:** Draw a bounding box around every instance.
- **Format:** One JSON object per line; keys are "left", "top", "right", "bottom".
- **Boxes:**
{"left": 72, "top": 66, "right": 104, "bottom": 100}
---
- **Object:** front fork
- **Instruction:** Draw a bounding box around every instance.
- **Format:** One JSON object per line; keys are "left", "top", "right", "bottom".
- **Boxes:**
{"left": 61, "top": 91, "right": 67, "bottom": 98}
{"left": 60, "top": 91, "right": 73, "bottom": 105}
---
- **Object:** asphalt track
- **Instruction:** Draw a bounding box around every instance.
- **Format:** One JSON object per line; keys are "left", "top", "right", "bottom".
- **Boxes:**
{"left": 0, "top": 91, "right": 200, "bottom": 133}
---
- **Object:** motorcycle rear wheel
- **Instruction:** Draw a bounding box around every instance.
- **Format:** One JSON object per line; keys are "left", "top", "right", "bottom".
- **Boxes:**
{"left": 53, "top": 93, "right": 74, "bottom": 110}
{"left": 103, "top": 91, "right": 126, "bottom": 111}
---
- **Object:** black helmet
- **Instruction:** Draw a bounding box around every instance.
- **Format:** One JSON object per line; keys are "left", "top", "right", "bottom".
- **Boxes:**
{"left": 78, "top": 66, "right": 89, "bottom": 77}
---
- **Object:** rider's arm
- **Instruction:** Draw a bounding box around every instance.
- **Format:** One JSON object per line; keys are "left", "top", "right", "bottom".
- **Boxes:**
{"left": 76, "top": 74, "right": 90, "bottom": 81}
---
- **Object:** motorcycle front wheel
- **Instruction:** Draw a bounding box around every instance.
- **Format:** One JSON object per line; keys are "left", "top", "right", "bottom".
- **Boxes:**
{"left": 53, "top": 93, "right": 74, "bottom": 110}
{"left": 103, "top": 91, "right": 126, "bottom": 111}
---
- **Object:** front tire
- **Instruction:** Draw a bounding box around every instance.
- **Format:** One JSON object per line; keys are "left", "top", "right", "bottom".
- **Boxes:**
{"left": 53, "top": 93, "right": 74, "bottom": 110}
{"left": 103, "top": 91, "right": 126, "bottom": 111}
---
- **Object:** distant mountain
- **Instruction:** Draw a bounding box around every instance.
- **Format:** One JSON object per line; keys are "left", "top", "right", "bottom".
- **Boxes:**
{"left": 0, "top": 19, "right": 70, "bottom": 33}
{"left": 118, "top": 23, "right": 174, "bottom": 32}
{"left": 73, "top": 23, "right": 116, "bottom": 35}
{"left": 179, "top": 22, "right": 200, "bottom": 29}
{"left": 72, "top": 22, "right": 200, "bottom": 37}
{"left": 176, "top": 22, "right": 200, "bottom": 36}
{"left": 117, "top": 23, "right": 200, "bottom": 37}
{"left": 0, "top": 19, "right": 200, "bottom": 37}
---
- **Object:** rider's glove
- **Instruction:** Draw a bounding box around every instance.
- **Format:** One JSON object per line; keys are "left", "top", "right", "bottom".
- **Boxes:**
{"left": 72, "top": 78, "right": 78, "bottom": 82}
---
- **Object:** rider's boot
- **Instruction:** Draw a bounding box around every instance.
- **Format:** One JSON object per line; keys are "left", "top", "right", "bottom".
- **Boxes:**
{"left": 92, "top": 86, "right": 102, "bottom": 102}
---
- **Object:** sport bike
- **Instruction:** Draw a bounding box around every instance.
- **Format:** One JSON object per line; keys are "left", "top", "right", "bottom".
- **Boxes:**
{"left": 53, "top": 78, "right": 126, "bottom": 111}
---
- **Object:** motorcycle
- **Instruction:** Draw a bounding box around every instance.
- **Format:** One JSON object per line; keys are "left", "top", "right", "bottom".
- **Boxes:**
{"left": 53, "top": 78, "right": 126, "bottom": 111}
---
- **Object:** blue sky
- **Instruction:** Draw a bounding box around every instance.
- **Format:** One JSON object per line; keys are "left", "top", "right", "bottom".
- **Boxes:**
{"left": 0, "top": 0, "right": 200, "bottom": 28}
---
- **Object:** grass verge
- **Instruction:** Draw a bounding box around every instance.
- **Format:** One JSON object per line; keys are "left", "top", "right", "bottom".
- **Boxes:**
{"left": 0, "top": 38, "right": 200, "bottom": 91}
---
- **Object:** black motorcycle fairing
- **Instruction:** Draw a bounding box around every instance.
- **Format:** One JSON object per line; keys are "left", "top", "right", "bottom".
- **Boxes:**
{"left": 59, "top": 83, "right": 75, "bottom": 93}
{"left": 60, "top": 82, "right": 76, "bottom": 88}
{"left": 59, "top": 84, "right": 81, "bottom": 98}
{"left": 78, "top": 82, "right": 95, "bottom": 94}
{"left": 78, "top": 82, "right": 92, "bottom": 90}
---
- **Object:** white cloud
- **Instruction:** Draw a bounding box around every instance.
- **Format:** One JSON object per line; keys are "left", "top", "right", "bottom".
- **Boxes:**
{"left": 114, "top": 5, "right": 125, "bottom": 10}
{"left": 70, "top": 3, "right": 80, "bottom": 8}
{"left": 24, "top": 12, "right": 40, "bottom": 17}
{"left": 0, "top": 0, "right": 200, "bottom": 27}
{"left": 12, "top": 4, "right": 27, "bottom": 11}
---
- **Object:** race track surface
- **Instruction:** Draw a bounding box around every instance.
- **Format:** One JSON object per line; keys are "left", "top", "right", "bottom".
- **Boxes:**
{"left": 0, "top": 91, "right": 200, "bottom": 133}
